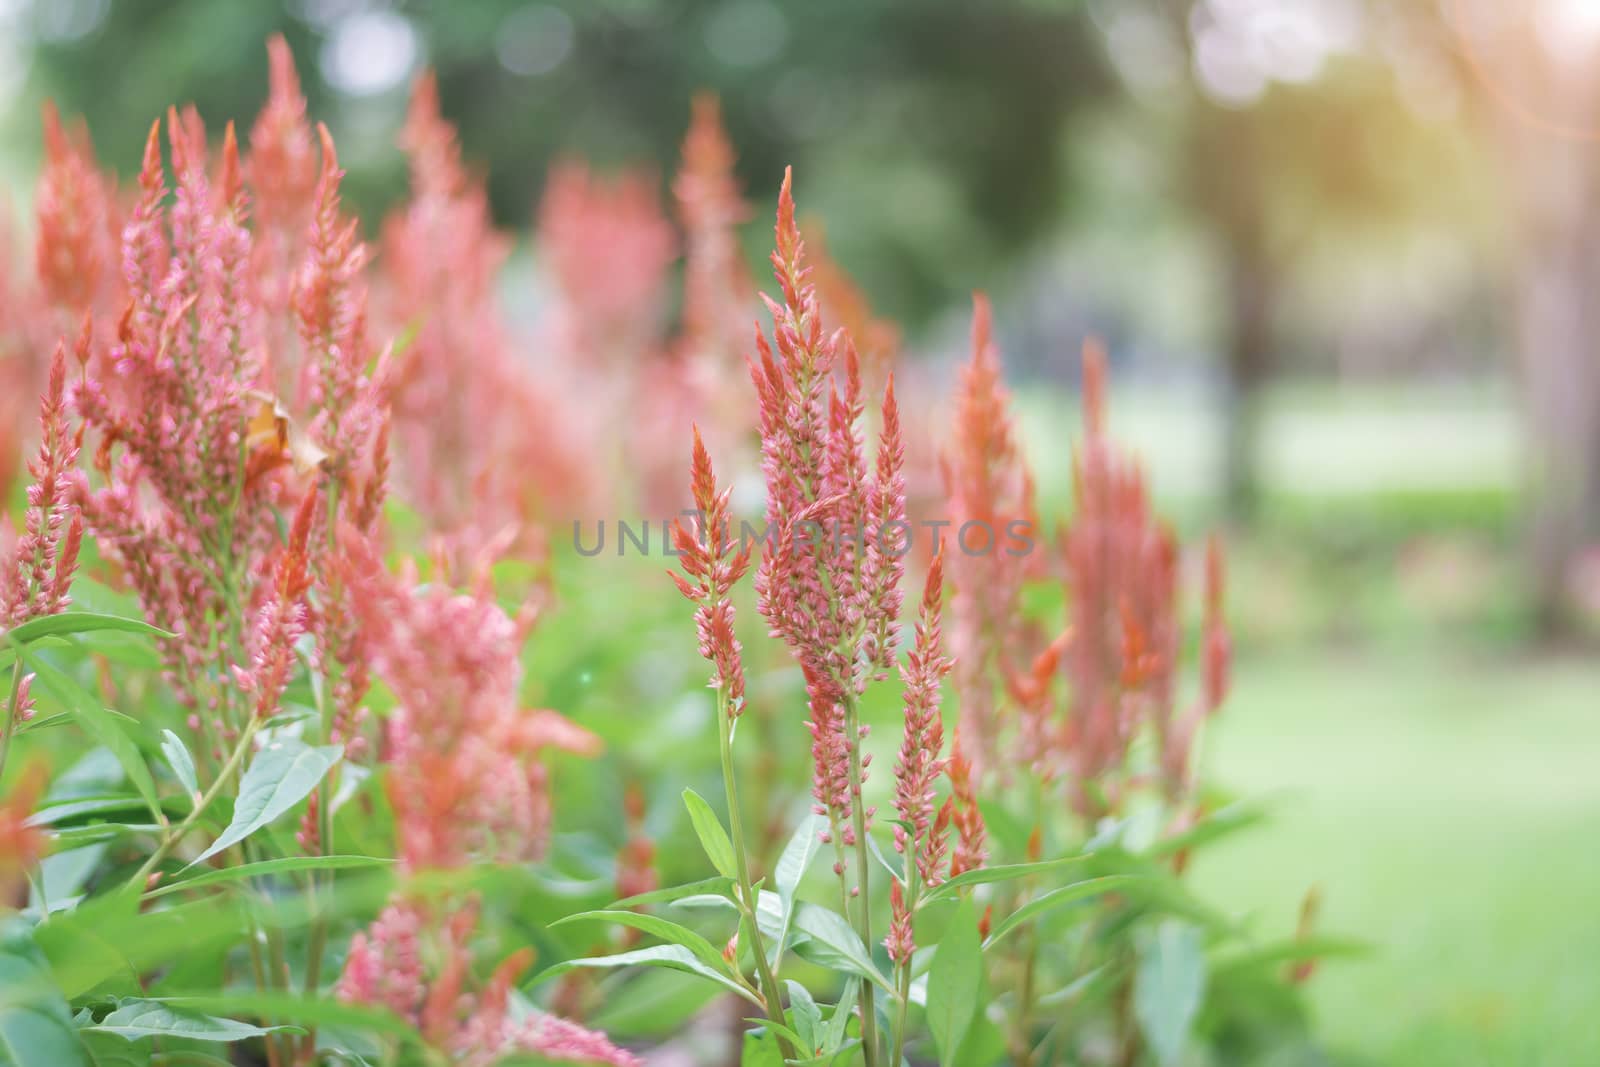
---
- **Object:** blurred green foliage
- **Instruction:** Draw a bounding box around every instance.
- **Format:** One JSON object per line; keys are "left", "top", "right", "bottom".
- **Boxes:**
{"left": 10, "top": 0, "right": 1114, "bottom": 325}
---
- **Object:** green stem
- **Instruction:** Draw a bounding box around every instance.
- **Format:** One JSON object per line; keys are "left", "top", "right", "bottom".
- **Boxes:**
{"left": 301, "top": 479, "right": 341, "bottom": 1053}
{"left": 717, "top": 689, "right": 796, "bottom": 1058}
{"left": 131, "top": 716, "right": 261, "bottom": 891}
{"left": 841, "top": 693, "right": 880, "bottom": 1067}
{"left": 890, "top": 957, "right": 912, "bottom": 1067}
{"left": 0, "top": 658, "right": 24, "bottom": 784}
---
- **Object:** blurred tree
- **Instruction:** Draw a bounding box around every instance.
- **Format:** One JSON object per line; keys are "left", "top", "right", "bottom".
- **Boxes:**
{"left": 1096, "top": 1, "right": 1477, "bottom": 520}
{"left": 1417, "top": 3, "right": 1600, "bottom": 632}
{"left": 9, "top": 0, "right": 1113, "bottom": 326}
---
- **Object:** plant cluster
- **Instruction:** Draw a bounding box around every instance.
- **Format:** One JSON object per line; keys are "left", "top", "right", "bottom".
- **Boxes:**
{"left": 0, "top": 36, "right": 1347, "bottom": 1067}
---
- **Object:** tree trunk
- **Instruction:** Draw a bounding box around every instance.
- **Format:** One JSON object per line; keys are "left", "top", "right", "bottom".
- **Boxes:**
{"left": 1472, "top": 13, "right": 1600, "bottom": 633}
{"left": 1221, "top": 246, "right": 1273, "bottom": 523}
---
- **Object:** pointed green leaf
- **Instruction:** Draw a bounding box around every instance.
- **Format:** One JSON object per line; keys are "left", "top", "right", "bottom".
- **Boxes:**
{"left": 84, "top": 999, "right": 301, "bottom": 1042}
{"left": 530, "top": 944, "right": 761, "bottom": 1006}
{"left": 552, "top": 910, "right": 731, "bottom": 975}
{"left": 1147, "top": 801, "right": 1268, "bottom": 859}
{"left": 614, "top": 875, "right": 734, "bottom": 909}
{"left": 681, "top": 788, "right": 737, "bottom": 880}
{"left": 17, "top": 647, "right": 163, "bottom": 827}
{"left": 742, "top": 1027, "right": 785, "bottom": 1067}
{"left": 774, "top": 814, "right": 823, "bottom": 906}
{"left": 920, "top": 854, "right": 1090, "bottom": 904}
{"left": 4, "top": 613, "right": 170, "bottom": 646}
{"left": 160, "top": 731, "right": 198, "bottom": 800}
{"left": 785, "top": 980, "right": 822, "bottom": 1054}
{"left": 823, "top": 979, "right": 858, "bottom": 1050}
{"left": 190, "top": 739, "right": 341, "bottom": 866}
{"left": 926, "top": 898, "right": 981, "bottom": 1066}
{"left": 791, "top": 904, "right": 891, "bottom": 992}
{"left": 146, "top": 855, "right": 391, "bottom": 900}
{"left": 0, "top": 919, "right": 91, "bottom": 1067}
{"left": 147, "top": 994, "right": 411, "bottom": 1039}
{"left": 772, "top": 814, "right": 823, "bottom": 960}
{"left": 983, "top": 875, "right": 1147, "bottom": 948}
{"left": 1134, "top": 920, "right": 1207, "bottom": 1067}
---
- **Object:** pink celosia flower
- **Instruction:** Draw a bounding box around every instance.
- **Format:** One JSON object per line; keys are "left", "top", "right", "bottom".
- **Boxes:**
{"left": 946, "top": 740, "right": 987, "bottom": 879}
{"left": 0, "top": 763, "right": 47, "bottom": 904}
{"left": 336, "top": 530, "right": 626, "bottom": 1066}
{"left": 339, "top": 529, "right": 598, "bottom": 870}
{"left": 806, "top": 220, "right": 899, "bottom": 398}
{"left": 538, "top": 160, "right": 675, "bottom": 369}
{"left": 891, "top": 553, "right": 953, "bottom": 887}
{"left": 674, "top": 94, "right": 751, "bottom": 389}
{"left": 749, "top": 169, "right": 907, "bottom": 837}
{"left": 380, "top": 74, "right": 590, "bottom": 560}
{"left": 34, "top": 103, "right": 119, "bottom": 320}
{"left": 336, "top": 900, "right": 427, "bottom": 1021}
{"left": 940, "top": 293, "right": 1038, "bottom": 781}
{"left": 615, "top": 784, "right": 658, "bottom": 911}
{"left": 233, "top": 490, "right": 315, "bottom": 721}
{"left": 628, "top": 96, "right": 755, "bottom": 514}
{"left": 1057, "top": 340, "right": 1180, "bottom": 819}
{"left": 670, "top": 426, "right": 752, "bottom": 714}
{"left": 2, "top": 340, "right": 86, "bottom": 631}
{"left": 72, "top": 110, "right": 296, "bottom": 754}
{"left": 886, "top": 879, "right": 914, "bottom": 965}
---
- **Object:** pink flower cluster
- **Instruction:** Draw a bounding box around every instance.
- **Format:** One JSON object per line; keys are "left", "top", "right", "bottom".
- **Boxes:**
{"left": 339, "top": 532, "right": 598, "bottom": 871}
{"left": 887, "top": 555, "right": 955, "bottom": 963}
{"left": 539, "top": 160, "right": 676, "bottom": 369}
{"left": 749, "top": 170, "right": 907, "bottom": 835}
{"left": 380, "top": 75, "right": 590, "bottom": 565}
{"left": 670, "top": 427, "right": 752, "bottom": 714}
{"left": 60, "top": 46, "right": 388, "bottom": 770}
{"left": 941, "top": 294, "right": 1040, "bottom": 780}
{"left": 336, "top": 531, "right": 625, "bottom": 1063}
{"left": 939, "top": 333, "right": 1234, "bottom": 823}
{"left": 1, "top": 343, "right": 85, "bottom": 632}
{"left": 339, "top": 901, "right": 640, "bottom": 1067}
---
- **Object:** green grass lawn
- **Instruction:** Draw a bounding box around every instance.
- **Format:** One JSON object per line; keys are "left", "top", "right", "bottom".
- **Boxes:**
{"left": 1191, "top": 646, "right": 1600, "bottom": 1066}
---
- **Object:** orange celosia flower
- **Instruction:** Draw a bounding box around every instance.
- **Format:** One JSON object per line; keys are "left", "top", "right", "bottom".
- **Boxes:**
{"left": 0, "top": 763, "right": 47, "bottom": 905}
{"left": 940, "top": 292, "right": 1039, "bottom": 780}
{"left": 381, "top": 73, "right": 590, "bottom": 560}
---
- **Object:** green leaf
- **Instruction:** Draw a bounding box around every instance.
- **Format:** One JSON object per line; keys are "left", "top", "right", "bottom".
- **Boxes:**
{"left": 774, "top": 814, "right": 823, "bottom": 906}
{"left": 772, "top": 814, "right": 823, "bottom": 960}
{"left": 983, "top": 875, "right": 1148, "bottom": 948}
{"left": 552, "top": 910, "right": 731, "bottom": 975}
{"left": 920, "top": 854, "right": 1090, "bottom": 904}
{"left": 159, "top": 731, "right": 198, "bottom": 799}
{"left": 742, "top": 1027, "right": 786, "bottom": 1067}
{"left": 1210, "top": 935, "right": 1372, "bottom": 977}
{"left": 1147, "top": 801, "right": 1268, "bottom": 860}
{"left": 77, "top": 1028, "right": 150, "bottom": 1067}
{"left": 823, "top": 979, "right": 858, "bottom": 1050}
{"left": 791, "top": 904, "right": 891, "bottom": 992}
{"left": 786, "top": 980, "right": 822, "bottom": 1055}
{"left": 613, "top": 875, "right": 734, "bottom": 909}
{"left": 681, "top": 788, "right": 738, "bottom": 880}
{"left": 1133, "top": 919, "right": 1207, "bottom": 1067}
{"left": 531, "top": 944, "right": 761, "bottom": 1007}
{"left": 0, "top": 919, "right": 91, "bottom": 1067}
{"left": 4, "top": 612, "right": 170, "bottom": 646}
{"left": 17, "top": 648, "right": 163, "bottom": 827}
{"left": 191, "top": 739, "right": 342, "bottom": 866}
{"left": 26, "top": 795, "right": 168, "bottom": 828}
{"left": 149, "top": 994, "right": 411, "bottom": 1039}
{"left": 926, "top": 898, "right": 981, "bottom": 1067}
{"left": 674, "top": 889, "right": 785, "bottom": 943}
{"left": 145, "top": 855, "right": 391, "bottom": 900}
{"left": 83, "top": 999, "right": 300, "bottom": 1042}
